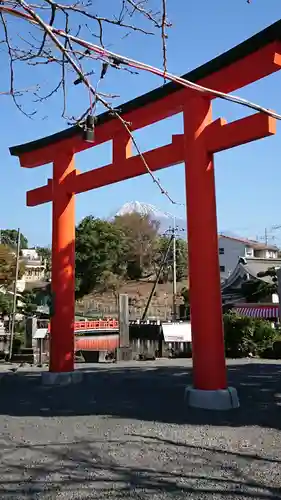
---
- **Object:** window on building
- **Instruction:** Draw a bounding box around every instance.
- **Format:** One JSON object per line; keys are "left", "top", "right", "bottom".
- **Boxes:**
{"left": 219, "top": 248, "right": 224, "bottom": 255}
{"left": 220, "top": 265, "right": 225, "bottom": 272}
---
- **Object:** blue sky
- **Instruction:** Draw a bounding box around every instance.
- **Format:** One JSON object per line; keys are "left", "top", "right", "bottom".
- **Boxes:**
{"left": 1, "top": 0, "right": 281, "bottom": 246}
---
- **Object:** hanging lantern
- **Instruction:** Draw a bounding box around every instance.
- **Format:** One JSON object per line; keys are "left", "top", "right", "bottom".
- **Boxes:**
{"left": 83, "top": 115, "right": 95, "bottom": 143}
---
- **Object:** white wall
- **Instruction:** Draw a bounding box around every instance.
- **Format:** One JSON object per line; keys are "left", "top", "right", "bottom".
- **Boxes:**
{"left": 218, "top": 237, "right": 279, "bottom": 280}
{"left": 21, "top": 249, "right": 40, "bottom": 261}
{"left": 16, "top": 280, "right": 26, "bottom": 293}
{"left": 254, "top": 249, "right": 278, "bottom": 259}
{"left": 218, "top": 237, "right": 245, "bottom": 280}
{"left": 18, "top": 248, "right": 46, "bottom": 291}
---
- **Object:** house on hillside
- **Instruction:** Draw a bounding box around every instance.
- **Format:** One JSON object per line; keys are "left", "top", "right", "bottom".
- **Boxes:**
{"left": 218, "top": 234, "right": 279, "bottom": 281}
{"left": 17, "top": 249, "right": 47, "bottom": 292}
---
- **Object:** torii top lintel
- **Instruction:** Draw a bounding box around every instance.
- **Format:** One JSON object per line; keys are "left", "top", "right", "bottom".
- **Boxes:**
{"left": 8, "top": 19, "right": 281, "bottom": 206}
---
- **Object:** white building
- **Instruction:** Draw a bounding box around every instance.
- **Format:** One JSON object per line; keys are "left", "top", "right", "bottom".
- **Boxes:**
{"left": 17, "top": 249, "right": 46, "bottom": 292}
{"left": 218, "top": 235, "right": 279, "bottom": 281}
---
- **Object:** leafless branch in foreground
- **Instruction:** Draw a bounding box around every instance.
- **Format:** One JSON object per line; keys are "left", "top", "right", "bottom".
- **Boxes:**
{"left": 0, "top": 0, "right": 258, "bottom": 207}
{"left": 0, "top": 0, "right": 181, "bottom": 206}
{"left": 0, "top": 0, "right": 170, "bottom": 120}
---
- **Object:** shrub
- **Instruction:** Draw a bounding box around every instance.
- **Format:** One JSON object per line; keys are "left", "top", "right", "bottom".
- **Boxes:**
{"left": 272, "top": 340, "right": 281, "bottom": 358}
{"left": 12, "top": 337, "right": 22, "bottom": 354}
{"left": 223, "top": 312, "right": 278, "bottom": 358}
{"left": 262, "top": 333, "right": 281, "bottom": 359}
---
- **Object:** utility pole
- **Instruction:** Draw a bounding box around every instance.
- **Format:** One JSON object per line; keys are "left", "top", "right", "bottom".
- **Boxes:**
{"left": 9, "top": 228, "right": 21, "bottom": 361}
{"left": 259, "top": 225, "right": 281, "bottom": 246}
{"left": 141, "top": 234, "right": 174, "bottom": 321}
{"left": 264, "top": 227, "right": 268, "bottom": 245}
{"left": 276, "top": 267, "right": 281, "bottom": 324}
{"left": 165, "top": 215, "right": 185, "bottom": 321}
{"left": 172, "top": 216, "right": 177, "bottom": 321}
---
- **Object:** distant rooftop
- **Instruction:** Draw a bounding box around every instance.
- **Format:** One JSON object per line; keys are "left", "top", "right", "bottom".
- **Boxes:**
{"left": 219, "top": 234, "right": 279, "bottom": 251}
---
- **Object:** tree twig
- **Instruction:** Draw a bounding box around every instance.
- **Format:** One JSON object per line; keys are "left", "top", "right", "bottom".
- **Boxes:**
{"left": 0, "top": 9, "right": 37, "bottom": 116}
{"left": 161, "top": 0, "right": 168, "bottom": 80}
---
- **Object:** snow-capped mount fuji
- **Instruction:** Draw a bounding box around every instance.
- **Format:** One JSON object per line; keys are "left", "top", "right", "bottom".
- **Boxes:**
{"left": 113, "top": 202, "right": 239, "bottom": 241}
{"left": 115, "top": 201, "right": 187, "bottom": 237}
{"left": 116, "top": 201, "right": 171, "bottom": 219}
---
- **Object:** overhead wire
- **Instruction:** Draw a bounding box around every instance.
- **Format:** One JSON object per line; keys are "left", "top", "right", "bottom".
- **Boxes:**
{"left": 1, "top": 5, "right": 281, "bottom": 121}
{"left": 1, "top": 2, "right": 280, "bottom": 211}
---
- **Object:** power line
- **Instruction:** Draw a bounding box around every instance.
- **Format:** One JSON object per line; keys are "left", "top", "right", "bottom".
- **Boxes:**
{"left": 2, "top": 3, "right": 281, "bottom": 208}
{"left": 4, "top": 4, "right": 280, "bottom": 121}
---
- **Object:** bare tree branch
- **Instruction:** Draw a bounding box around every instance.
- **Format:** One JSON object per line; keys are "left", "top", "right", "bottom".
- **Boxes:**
{"left": 125, "top": 0, "right": 162, "bottom": 27}
{"left": 0, "top": 0, "right": 168, "bottom": 120}
{"left": 161, "top": 0, "right": 168, "bottom": 78}
{"left": 0, "top": 0, "right": 263, "bottom": 207}
{"left": 0, "top": 0, "right": 180, "bottom": 205}
{"left": 43, "top": 0, "right": 157, "bottom": 36}
{"left": 0, "top": 87, "right": 36, "bottom": 95}
{"left": 0, "top": 9, "right": 37, "bottom": 116}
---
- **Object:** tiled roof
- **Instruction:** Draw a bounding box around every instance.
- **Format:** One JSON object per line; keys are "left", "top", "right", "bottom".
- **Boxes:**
{"left": 221, "top": 257, "right": 281, "bottom": 291}
{"left": 241, "top": 258, "right": 281, "bottom": 282}
{"left": 219, "top": 234, "right": 278, "bottom": 251}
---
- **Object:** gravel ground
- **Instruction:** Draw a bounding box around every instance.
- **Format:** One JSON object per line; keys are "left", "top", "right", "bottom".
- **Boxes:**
{"left": 0, "top": 358, "right": 281, "bottom": 500}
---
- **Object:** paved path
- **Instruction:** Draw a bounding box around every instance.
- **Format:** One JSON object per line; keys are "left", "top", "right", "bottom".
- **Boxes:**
{"left": 0, "top": 359, "right": 281, "bottom": 499}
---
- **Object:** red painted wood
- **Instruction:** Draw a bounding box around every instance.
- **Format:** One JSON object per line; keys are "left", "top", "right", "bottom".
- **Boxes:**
{"left": 47, "top": 319, "right": 119, "bottom": 332}
{"left": 49, "top": 152, "right": 75, "bottom": 373}
{"left": 75, "top": 334, "right": 119, "bottom": 351}
{"left": 183, "top": 96, "right": 227, "bottom": 390}
{"left": 15, "top": 31, "right": 281, "bottom": 386}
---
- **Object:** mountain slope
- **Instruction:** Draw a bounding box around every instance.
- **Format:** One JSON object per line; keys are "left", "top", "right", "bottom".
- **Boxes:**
{"left": 115, "top": 201, "right": 186, "bottom": 236}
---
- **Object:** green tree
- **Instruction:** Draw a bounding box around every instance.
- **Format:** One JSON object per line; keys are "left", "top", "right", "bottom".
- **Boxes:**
{"left": 36, "top": 246, "right": 52, "bottom": 279}
{"left": 223, "top": 312, "right": 278, "bottom": 357}
{"left": 36, "top": 246, "right": 51, "bottom": 261}
{"left": 241, "top": 267, "right": 277, "bottom": 302}
{"left": 154, "top": 235, "right": 172, "bottom": 283}
{"left": 180, "top": 286, "right": 190, "bottom": 319}
{"left": 0, "top": 244, "right": 25, "bottom": 288}
{"left": 75, "top": 216, "right": 127, "bottom": 299}
{"left": 175, "top": 238, "right": 188, "bottom": 281}
{"left": 0, "top": 230, "right": 28, "bottom": 250}
{"left": 0, "top": 292, "right": 12, "bottom": 315}
{"left": 154, "top": 235, "right": 188, "bottom": 283}
{"left": 257, "top": 266, "right": 278, "bottom": 284}
{"left": 21, "top": 289, "right": 39, "bottom": 315}
{"left": 114, "top": 212, "right": 160, "bottom": 279}
{"left": 181, "top": 286, "right": 189, "bottom": 305}
{"left": 96, "top": 270, "right": 123, "bottom": 306}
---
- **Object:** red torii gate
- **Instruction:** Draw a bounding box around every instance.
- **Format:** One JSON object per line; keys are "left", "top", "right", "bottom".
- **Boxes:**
{"left": 10, "top": 20, "right": 281, "bottom": 407}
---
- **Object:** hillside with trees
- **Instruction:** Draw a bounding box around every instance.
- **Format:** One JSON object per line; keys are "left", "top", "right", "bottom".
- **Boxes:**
{"left": 75, "top": 212, "right": 188, "bottom": 316}
{"left": 0, "top": 242, "right": 26, "bottom": 315}
{"left": 0, "top": 213, "right": 188, "bottom": 318}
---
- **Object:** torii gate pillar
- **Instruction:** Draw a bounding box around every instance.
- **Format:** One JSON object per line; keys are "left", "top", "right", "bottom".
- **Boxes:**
{"left": 183, "top": 96, "right": 239, "bottom": 409}
{"left": 9, "top": 20, "right": 281, "bottom": 400}
{"left": 50, "top": 151, "right": 75, "bottom": 373}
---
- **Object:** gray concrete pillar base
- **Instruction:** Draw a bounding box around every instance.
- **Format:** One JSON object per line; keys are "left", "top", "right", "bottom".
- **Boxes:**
{"left": 41, "top": 371, "right": 83, "bottom": 386}
{"left": 184, "top": 385, "right": 240, "bottom": 410}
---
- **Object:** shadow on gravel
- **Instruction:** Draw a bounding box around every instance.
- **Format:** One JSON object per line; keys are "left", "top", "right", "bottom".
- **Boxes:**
{"left": 0, "top": 434, "right": 280, "bottom": 499}
{"left": 0, "top": 361, "right": 280, "bottom": 430}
